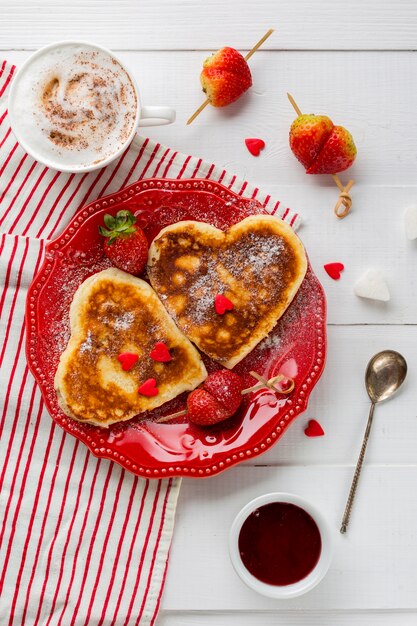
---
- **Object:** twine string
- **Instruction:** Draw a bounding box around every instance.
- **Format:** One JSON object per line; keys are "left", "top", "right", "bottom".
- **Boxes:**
{"left": 288, "top": 93, "right": 355, "bottom": 219}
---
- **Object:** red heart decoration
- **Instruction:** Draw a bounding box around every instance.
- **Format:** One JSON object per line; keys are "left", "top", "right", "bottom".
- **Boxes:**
{"left": 324, "top": 262, "right": 344, "bottom": 280}
{"left": 150, "top": 342, "right": 172, "bottom": 362}
{"left": 215, "top": 294, "right": 234, "bottom": 315}
{"left": 138, "top": 378, "right": 159, "bottom": 397}
{"left": 304, "top": 419, "right": 325, "bottom": 437}
{"left": 117, "top": 352, "right": 138, "bottom": 371}
{"left": 245, "top": 138, "right": 265, "bottom": 157}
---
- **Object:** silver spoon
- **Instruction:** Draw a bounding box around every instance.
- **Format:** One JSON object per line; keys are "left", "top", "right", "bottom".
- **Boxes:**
{"left": 340, "top": 350, "right": 407, "bottom": 534}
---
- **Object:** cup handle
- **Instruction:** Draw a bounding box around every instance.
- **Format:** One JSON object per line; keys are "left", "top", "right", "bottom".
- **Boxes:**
{"left": 139, "top": 106, "right": 176, "bottom": 127}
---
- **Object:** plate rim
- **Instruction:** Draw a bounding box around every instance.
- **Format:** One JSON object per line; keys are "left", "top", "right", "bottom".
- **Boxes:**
{"left": 25, "top": 177, "right": 327, "bottom": 479}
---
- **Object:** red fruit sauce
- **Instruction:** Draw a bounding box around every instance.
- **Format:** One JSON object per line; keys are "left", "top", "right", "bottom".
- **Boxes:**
{"left": 238, "top": 502, "right": 322, "bottom": 586}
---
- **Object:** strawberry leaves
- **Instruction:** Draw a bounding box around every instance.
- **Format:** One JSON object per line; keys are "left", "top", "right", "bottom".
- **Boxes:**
{"left": 99, "top": 210, "right": 137, "bottom": 244}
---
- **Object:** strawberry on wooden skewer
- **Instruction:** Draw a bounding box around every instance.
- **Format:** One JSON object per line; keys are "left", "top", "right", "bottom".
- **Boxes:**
{"left": 287, "top": 93, "right": 356, "bottom": 218}
{"left": 187, "top": 29, "right": 274, "bottom": 125}
{"left": 157, "top": 370, "right": 294, "bottom": 427}
{"left": 200, "top": 47, "right": 252, "bottom": 108}
{"left": 187, "top": 370, "right": 245, "bottom": 426}
{"left": 289, "top": 114, "right": 356, "bottom": 175}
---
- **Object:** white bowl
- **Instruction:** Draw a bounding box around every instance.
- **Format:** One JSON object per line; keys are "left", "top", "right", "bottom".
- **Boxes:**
{"left": 229, "top": 492, "right": 333, "bottom": 599}
{"left": 8, "top": 40, "right": 142, "bottom": 174}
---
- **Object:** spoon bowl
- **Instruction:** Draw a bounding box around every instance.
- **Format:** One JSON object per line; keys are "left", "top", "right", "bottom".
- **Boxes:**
{"left": 366, "top": 350, "right": 407, "bottom": 404}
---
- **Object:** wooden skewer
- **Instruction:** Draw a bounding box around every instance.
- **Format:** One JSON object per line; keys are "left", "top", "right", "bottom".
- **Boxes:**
{"left": 287, "top": 93, "right": 355, "bottom": 218}
{"left": 244, "top": 28, "right": 275, "bottom": 61}
{"left": 156, "top": 370, "right": 294, "bottom": 423}
{"left": 156, "top": 409, "right": 187, "bottom": 423}
{"left": 187, "top": 28, "right": 274, "bottom": 125}
{"left": 186, "top": 99, "right": 210, "bottom": 126}
{"left": 287, "top": 92, "right": 302, "bottom": 116}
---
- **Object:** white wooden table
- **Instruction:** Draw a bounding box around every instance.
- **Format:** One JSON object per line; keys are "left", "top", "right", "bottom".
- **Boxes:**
{"left": 2, "top": 1, "right": 417, "bottom": 623}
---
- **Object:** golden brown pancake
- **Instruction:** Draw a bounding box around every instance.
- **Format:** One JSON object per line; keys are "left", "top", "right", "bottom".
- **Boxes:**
{"left": 147, "top": 215, "right": 307, "bottom": 368}
{"left": 54, "top": 268, "right": 207, "bottom": 427}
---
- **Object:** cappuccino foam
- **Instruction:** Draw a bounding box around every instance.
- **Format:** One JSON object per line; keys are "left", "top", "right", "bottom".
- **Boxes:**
{"left": 11, "top": 44, "right": 138, "bottom": 168}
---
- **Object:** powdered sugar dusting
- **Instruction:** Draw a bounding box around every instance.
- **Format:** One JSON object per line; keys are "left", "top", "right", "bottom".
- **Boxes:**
{"left": 79, "top": 330, "right": 93, "bottom": 353}
{"left": 258, "top": 333, "right": 281, "bottom": 351}
{"left": 113, "top": 311, "right": 134, "bottom": 330}
{"left": 242, "top": 232, "right": 284, "bottom": 274}
{"left": 149, "top": 223, "right": 297, "bottom": 366}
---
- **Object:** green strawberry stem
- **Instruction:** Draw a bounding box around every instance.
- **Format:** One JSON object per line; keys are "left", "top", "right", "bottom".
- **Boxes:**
{"left": 287, "top": 92, "right": 355, "bottom": 219}
{"left": 187, "top": 28, "right": 274, "bottom": 125}
{"left": 99, "top": 210, "right": 137, "bottom": 244}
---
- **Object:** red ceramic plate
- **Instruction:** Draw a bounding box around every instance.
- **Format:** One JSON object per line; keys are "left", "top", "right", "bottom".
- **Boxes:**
{"left": 26, "top": 178, "right": 326, "bottom": 478}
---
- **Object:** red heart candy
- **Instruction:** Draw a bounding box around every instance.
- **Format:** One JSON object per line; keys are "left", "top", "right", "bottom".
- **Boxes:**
{"left": 138, "top": 378, "right": 159, "bottom": 397}
{"left": 150, "top": 342, "right": 172, "bottom": 362}
{"left": 245, "top": 138, "right": 265, "bottom": 157}
{"left": 324, "top": 262, "right": 344, "bottom": 280}
{"left": 215, "top": 294, "right": 234, "bottom": 315}
{"left": 304, "top": 419, "right": 325, "bottom": 437}
{"left": 118, "top": 352, "right": 138, "bottom": 371}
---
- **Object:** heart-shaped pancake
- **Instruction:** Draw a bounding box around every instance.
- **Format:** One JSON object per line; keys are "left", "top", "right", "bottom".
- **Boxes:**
{"left": 147, "top": 215, "right": 307, "bottom": 368}
{"left": 54, "top": 268, "right": 207, "bottom": 427}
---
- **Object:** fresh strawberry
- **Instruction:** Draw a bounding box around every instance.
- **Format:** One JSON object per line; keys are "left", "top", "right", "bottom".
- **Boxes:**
{"left": 200, "top": 47, "right": 252, "bottom": 107}
{"left": 186, "top": 370, "right": 244, "bottom": 426}
{"left": 307, "top": 125, "right": 356, "bottom": 174}
{"left": 289, "top": 114, "right": 333, "bottom": 169}
{"left": 187, "top": 388, "right": 230, "bottom": 426}
{"left": 289, "top": 114, "right": 356, "bottom": 175}
{"left": 203, "top": 370, "right": 244, "bottom": 414}
{"left": 99, "top": 210, "right": 148, "bottom": 275}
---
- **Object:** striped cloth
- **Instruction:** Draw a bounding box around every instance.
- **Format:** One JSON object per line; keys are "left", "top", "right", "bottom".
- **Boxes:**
{"left": 0, "top": 59, "right": 300, "bottom": 625}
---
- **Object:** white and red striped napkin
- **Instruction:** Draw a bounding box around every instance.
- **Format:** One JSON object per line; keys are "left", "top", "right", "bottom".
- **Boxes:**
{"left": 0, "top": 59, "right": 300, "bottom": 625}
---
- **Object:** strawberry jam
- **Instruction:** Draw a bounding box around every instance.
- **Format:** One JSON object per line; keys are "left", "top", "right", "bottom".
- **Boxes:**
{"left": 238, "top": 502, "right": 322, "bottom": 586}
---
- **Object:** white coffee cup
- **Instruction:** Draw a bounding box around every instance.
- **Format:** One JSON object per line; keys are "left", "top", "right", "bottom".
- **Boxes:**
{"left": 8, "top": 40, "right": 176, "bottom": 173}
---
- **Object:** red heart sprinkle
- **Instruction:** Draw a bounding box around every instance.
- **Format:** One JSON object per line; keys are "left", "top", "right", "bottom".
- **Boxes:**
{"left": 150, "top": 342, "right": 172, "bottom": 362}
{"left": 304, "top": 419, "right": 325, "bottom": 437}
{"left": 118, "top": 352, "right": 138, "bottom": 371}
{"left": 324, "top": 262, "right": 344, "bottom": 280}
{"left": 245, "top": 138, "right": 265, "bottom": 157}
{"left": 215, "top": 294, "right": 234, "bottom": 315}
{"left": 138, "top": 378, "right": 159, "bottom": 397}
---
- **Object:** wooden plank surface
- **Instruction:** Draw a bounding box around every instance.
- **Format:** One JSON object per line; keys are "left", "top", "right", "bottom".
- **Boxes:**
{"left": 240, "top": 326, "right": 417, "bottom": 466}
{"left": 2, "top": 3, "right": 417, "bottom": 622}
{"left": 163, "top": 465, "right": 417, "bottom": 611}
{"left": 1, "top": 1, "right": 417, "bottom": 50}
{"left": 5, "top": 50, "right": 417, "bottom": 185}
{"left": 4, "top": 51, "right": 417, "bottom": 325}
{"left": 159, "top": 613, "right": 417, "bottom": 626}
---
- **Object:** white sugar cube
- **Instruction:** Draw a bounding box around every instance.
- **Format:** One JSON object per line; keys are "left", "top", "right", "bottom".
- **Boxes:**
{"left": 354, "top": 269, "right": 390, "bottom": 302}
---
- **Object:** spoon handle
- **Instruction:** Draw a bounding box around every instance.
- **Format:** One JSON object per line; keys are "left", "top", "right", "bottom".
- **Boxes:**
{"left": 340, "top": 402, "right": 376, "bottom": 534}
